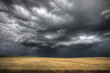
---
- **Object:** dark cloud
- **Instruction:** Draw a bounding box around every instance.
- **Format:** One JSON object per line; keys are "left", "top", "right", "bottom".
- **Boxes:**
{"left": 88, "top": 40, "right": 110, "bottom": 57}
{"left": 0, "top": 0, "right": 110, "bottom": 57}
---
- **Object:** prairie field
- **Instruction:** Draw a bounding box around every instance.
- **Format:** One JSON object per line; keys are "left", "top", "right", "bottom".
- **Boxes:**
{"left": 0, "top": 57, "right": 110, "bottom": 73}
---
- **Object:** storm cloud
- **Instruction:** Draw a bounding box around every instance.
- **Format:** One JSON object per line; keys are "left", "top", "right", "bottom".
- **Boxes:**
{"left": 0, "top": 0, "right": 110, "bottom": 57}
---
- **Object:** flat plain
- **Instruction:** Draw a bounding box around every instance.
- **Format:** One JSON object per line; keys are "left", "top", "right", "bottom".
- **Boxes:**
{"left": 0, "top": 57, "right": 110, "bottom": 73}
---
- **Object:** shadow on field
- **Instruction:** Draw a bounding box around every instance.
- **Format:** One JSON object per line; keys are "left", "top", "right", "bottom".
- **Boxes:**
{"left": 0, "top": 69, "right": 110, "bottom": 73}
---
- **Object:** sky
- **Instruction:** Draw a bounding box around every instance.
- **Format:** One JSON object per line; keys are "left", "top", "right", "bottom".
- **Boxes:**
{"left": 0, "top": 0, "right": 110, "bottom": 57}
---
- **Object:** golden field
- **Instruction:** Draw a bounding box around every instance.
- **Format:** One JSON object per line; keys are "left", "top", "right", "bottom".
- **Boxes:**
{"left": 0, "top": 57, "right": 110, "bottom": 73}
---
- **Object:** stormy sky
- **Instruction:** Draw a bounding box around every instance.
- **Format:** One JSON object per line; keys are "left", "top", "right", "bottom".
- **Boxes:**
{"left": 0, "top": 0, "right": 110, "bottom": 57}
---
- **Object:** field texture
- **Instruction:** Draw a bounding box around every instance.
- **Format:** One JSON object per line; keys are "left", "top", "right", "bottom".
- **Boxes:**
{"left": 0, "top": 57, "right": 110, "bottom": 73}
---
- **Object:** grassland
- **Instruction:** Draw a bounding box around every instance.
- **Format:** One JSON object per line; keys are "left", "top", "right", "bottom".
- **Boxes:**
{"left": 0, "top": 57, "right": 110, "bottom": 73}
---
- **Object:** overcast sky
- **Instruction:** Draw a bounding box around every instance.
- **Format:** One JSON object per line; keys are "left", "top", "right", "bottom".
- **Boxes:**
{"left": 0, "top": 0, "right": 110, "bottom": 57}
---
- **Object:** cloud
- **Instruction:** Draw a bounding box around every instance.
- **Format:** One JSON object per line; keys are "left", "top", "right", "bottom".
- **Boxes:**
{"left": 0, "top": 0, "right": 110, "bottom": 57}
{"left": 53, "top": 34, "right": 105, "bottom": 47}
{"left": 101, "top": 9, "right": 110, "bottom": 20}
{"left": 32, "top": 7, "right": 70, "bottom": 25}
{"left": 52, "top": 0, "right": 74, "bottom": 11}
{"left": 0, "top": 0, "right": 75, "bottom": 44}
{"left": 88, "top": 40, "right": 110, "bottom": 57}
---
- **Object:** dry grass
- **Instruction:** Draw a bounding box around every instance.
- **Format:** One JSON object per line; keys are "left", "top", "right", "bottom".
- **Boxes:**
{"left": 0, "top": 57, "right": 110, "bottom": 73}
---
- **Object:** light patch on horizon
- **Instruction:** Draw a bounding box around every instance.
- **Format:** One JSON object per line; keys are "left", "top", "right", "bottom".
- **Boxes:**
{"left": 53, "top": 35, "right": 105, "bottom": 47}
{"left": 44, "top": 33, "right": 63, "bottom": 40}
{"left": 44, "top": 35, "right": 53, "bottom": 40}
{"left": 79, "top": 34, "right": 95, "bottom": 40}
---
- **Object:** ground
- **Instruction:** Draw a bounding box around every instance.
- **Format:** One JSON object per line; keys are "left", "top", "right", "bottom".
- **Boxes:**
{"left": 0, "top": 57, "right": 110, "bottom": 73}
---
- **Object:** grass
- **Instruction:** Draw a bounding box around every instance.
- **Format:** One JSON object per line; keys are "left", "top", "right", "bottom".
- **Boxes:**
{"left": 0, "top": 57, "right": 110, "bottom": 73}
